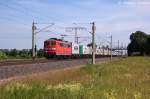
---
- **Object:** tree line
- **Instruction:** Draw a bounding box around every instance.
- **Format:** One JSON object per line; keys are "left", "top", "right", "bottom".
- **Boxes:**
{"left": 127, "top": 31, "right": 150, "bottom": 56}
{"left": 0, "top": 49, "right": 44, "bottom": 59}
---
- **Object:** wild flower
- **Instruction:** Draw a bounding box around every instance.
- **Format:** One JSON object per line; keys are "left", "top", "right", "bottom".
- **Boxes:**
{"left": 134, "top": 91, "right": 142, "bottom": 99}
{"left": 104, "top": 89, "right": 117, "bottom": 99}
{"left": 5, "top": 83, "right": 31, "bottom": 92}
{"left": 47, "top": 83, "right": 82, "bottom": 92}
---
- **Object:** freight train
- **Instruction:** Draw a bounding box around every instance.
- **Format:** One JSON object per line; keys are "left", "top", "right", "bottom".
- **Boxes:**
{"left": 44, "top": 38, "right": 118, "bottom": 59}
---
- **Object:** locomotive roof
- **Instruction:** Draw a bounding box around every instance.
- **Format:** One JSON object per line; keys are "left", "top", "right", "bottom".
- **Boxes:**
{"left": 46, "top": 38, "right": 71, "bottom": 43}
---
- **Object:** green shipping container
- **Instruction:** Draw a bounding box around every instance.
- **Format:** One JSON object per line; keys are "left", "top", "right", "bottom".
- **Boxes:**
{"left": 79, "top": 45, "right": 84, "bottom": 54}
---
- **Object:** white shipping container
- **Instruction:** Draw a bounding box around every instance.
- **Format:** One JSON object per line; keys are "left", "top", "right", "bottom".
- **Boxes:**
{"left": 72, "top": 43, "right": 79, "bottom": 54}
{"left": 112, "top": 51, "right": 116, "bottom": 55}
{"left": 83, "top": 46, "right": 90, "bottom": 54}
{"left": 89, "top": 47, "right": 93, "bottom": 54}
{"left": 96, "top": 48, "right": 103, "bottom": 55}
{"left": 103, "top": 49, "right": 108, "bottom": 55}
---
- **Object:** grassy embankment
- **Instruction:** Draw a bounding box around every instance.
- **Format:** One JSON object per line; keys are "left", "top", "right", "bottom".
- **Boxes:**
{"left": 0, "top": 57, "right": 150, "bottom": 99}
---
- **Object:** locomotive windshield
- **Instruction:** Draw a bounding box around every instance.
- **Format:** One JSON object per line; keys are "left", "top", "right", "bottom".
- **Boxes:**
{"left": 44, "top": 41, "right": 49, "bottom": 47}
{"left": 44, "top": 41, "right": 56, "bottom": 47}
{"left": 51, "top": 41, "right": 56, "bottom": 45}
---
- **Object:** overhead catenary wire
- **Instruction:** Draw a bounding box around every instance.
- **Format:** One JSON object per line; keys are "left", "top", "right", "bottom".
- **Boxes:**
{"left": 0, "top": 2, "right": 55, "bottom": 26}
{"left": 0, "top": 2, "right": 48, "bottom": 21}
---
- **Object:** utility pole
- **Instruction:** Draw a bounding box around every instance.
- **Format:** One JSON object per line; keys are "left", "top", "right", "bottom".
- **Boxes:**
{"left": 66, "top": 26, "right": 86, "bottom": 44}
{"left": 121, "top": 42, "right": 123, "bottom": 57}
{"left": 92, "top": 22, "right": 96, "bottom": 64}
{"left": 76, "top": 36, "right": 81, "bottom": 44}
{"left": 32, "top": 21, "right": 36, "bottom": 60}
{"left": 110, "top": 35, "right": 112, "bottom": 61}
{"left": 75, "top": 28, "right": 78, "bottom": 43}
{"left": 31, "top": 22, "right": 54, "bottom": 60}
{"left": 117, "top": 40, "right": 119, "bottom": 56}
{"left": 77, "top": 36, "right": 80, "bottom": 44}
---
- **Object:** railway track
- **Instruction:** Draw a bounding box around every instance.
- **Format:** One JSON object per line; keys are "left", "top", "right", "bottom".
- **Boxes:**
{"left": 0, "top": 58, "right": 112, "bottom": 81}
{"left": 0, "top": 58, "right": 94, "bottom": 67}
{"left": 0, "top": 59, "right": 55, "bottom": 66}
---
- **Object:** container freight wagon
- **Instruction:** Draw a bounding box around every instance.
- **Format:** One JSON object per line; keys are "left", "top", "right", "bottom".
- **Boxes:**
{"left": 95, "top": 48, "right": 104, "bottom": 57}
{"left": 71, "top": 43, "right": 79, "bottom": 58}
{"left": 79, "top": 45, "right": 90, "bottom": 58}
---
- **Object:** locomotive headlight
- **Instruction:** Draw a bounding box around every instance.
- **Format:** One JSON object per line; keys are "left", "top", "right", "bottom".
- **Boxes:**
{"left": 52, "top": 48, "right": 56, "bottom": 50}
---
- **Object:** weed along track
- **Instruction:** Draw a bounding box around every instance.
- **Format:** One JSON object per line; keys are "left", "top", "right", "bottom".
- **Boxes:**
{"left": 0, "top": 57, "right": 150, "bottom": 99}
{"left": 0, "top": 58, "right": 109, "bottom": 81}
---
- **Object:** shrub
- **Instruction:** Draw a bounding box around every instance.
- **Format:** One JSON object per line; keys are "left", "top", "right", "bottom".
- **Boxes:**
{"left": 0, "top": 51, "right": 7, "bottom": 60}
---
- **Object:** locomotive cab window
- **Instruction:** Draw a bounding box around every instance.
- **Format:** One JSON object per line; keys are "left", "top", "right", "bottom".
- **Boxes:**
{"left": 63, "top": 43, "right": 66, "bottom": 47}
{"left": 44, "top": 42, "right": 49, "bottom": 47}
{"left": 68, "top": 44, "right": 71, "bottom": 48}
{"left": 51, "top": 41, "right": 56, "bottom": 45}
{"left": 60, "top": 43, "right": 64, "bottom": 47}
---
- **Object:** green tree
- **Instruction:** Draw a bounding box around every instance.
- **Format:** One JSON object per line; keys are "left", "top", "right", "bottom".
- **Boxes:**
{"left": 37, "top": 49, "right": 44, "bottom": 58}
{"left": 19, "top": 49, "right": 31, "bottom": 58}
{"left": 146, "top": 35, "right": 150, "bottom": 55}
{"left": 0, "top": 51, "right": 7, "bottom": 59}
{"left": 9, "top": 49, "right": 18, "bottom": 57}
{"left": 128, "top": 31, "right": 148, "bottom": 56}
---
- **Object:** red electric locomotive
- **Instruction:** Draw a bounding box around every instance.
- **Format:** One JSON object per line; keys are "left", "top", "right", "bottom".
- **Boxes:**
{"left": 44, "top": 38, "right": 72, "bottom": 58}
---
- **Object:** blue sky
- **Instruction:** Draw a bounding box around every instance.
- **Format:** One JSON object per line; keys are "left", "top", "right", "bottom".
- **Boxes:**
{"left": 0, "top": 0, "right": 150, "bottom": 49}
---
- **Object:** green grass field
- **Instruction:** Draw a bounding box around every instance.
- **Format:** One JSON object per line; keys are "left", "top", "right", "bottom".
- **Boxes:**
{"left": 0, "top": 57, "right": 150, "bottom": 99}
